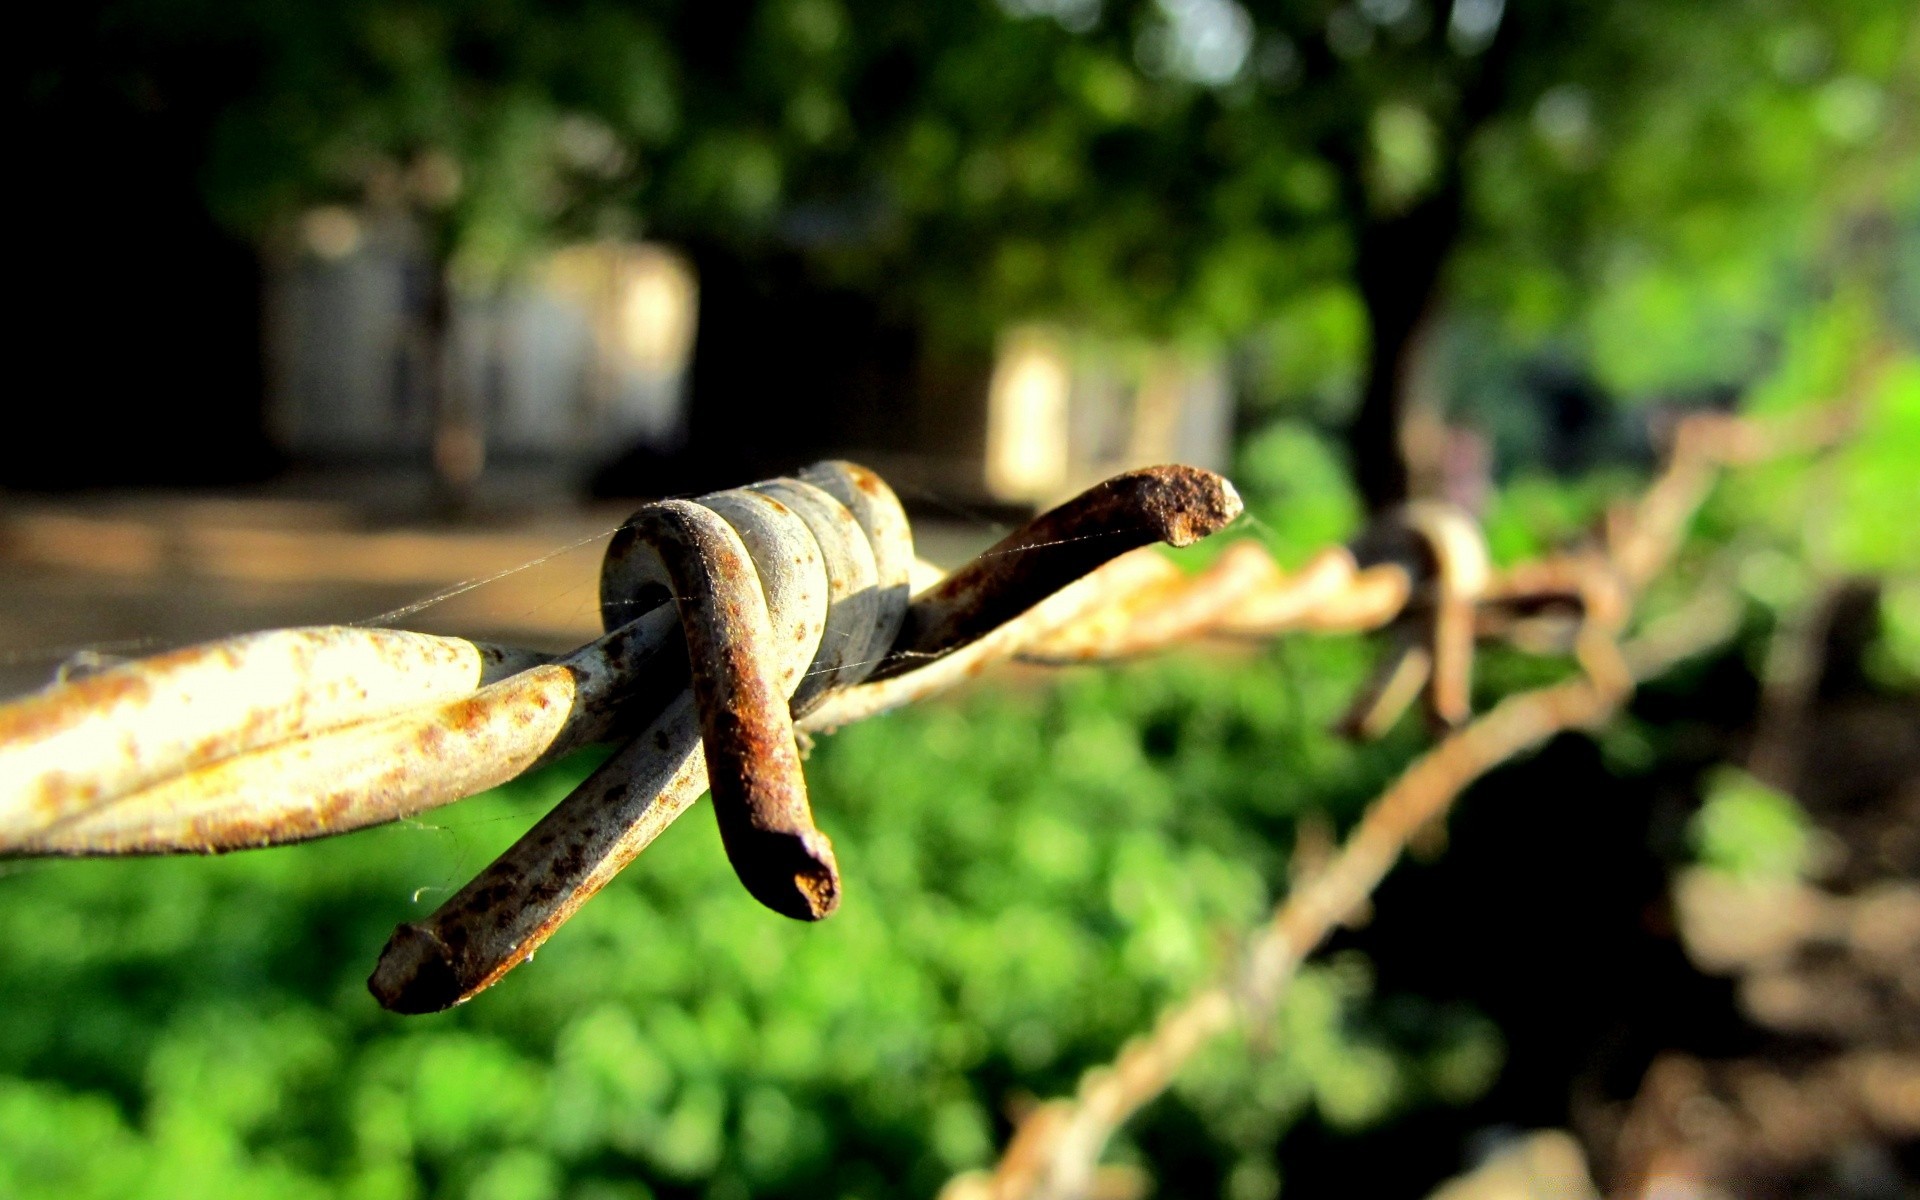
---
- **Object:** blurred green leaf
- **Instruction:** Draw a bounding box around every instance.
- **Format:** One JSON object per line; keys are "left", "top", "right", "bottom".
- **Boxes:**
{"left": 1689, "top": 767, "right": 1813, "bottom": 881}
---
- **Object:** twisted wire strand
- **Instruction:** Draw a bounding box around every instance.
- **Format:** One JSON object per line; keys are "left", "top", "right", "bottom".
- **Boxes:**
{"left": 0, "top": 626, "right": 547, "bottom": 843}
{"left": 1, "top": 463, "right": 919, "bottom": 859}
{"left": 0, "top": 414, "right": 1794, "bottom": 1013}
{"left": 0, "top": 461, "right": 1247, "bottom": 1004}
{"left": 376, "top": 464, "right": 1244, "bottom": 1011}
{"left": 940, "top": 399, "right": 1870, "bottom": 1200}
{"left": 0, "top": 376, "right": 1870, "bottom": 1200}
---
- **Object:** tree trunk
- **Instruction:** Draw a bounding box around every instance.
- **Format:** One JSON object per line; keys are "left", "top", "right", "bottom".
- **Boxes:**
{"left": 424, "top": 263, "right": 483, "bottom": 513}
{"left": 1338, "top": 8, "right": 1518, "bottom": 515}
{"left": 1348, "top": 183, "right": 1462, "bottom": 515}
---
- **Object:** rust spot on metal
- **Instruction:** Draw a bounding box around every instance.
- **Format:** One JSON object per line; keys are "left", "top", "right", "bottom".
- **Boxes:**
{"left": 624, "top": 501, "right": 841, "bottom": 922}
{"left": 0, "top": 665, "right": 148, "bottom": 748}
{"left": 875, "top": 465, "right": 1241, "bottom": 677}
{"left": 5, "top": 444, "right": 1734, "bottom": 1018}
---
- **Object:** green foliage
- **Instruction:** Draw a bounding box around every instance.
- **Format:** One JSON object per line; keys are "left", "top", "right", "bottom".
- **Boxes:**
{"left": 1688, "top": 768, "right": 1813, "bottom": 881}
{"left": 1229, "top": 422, "right": 1365, "bottom": 568}
{"left": 5, "top": 325, "right": 1915, "bottom": 1198}
{"left": 1176, "top": 951, "right": 1503, "bottom": 1153}
{"left": 1238, "top": 286, "right": 1369, "bottom": 422}
{"left": 1878, "top": 579, "right": 1920, "bottom": 684}
{"left": 1826, "top": 361, "right": 1920, "bottom": 574}
{"left": 103, "top": 0, "right": 1917, "bottom": 383}
{"left": 1478, "top": 470, "right": 1637, "bottom": 567}
{"left": 1453, "top": 1, "right": 1916, "bottom": 400}
{"left": 1711, "top": 312, "right": 1920, "bottom": 609}
{"left": 1160, "top": 419, "right": 1360, "bottom": 577}
{"left": 10, "top": 3, "right": 1920, "bottom": 1194}
{"left": 0, "top": 640, "right": 1501, "bottom": 1200}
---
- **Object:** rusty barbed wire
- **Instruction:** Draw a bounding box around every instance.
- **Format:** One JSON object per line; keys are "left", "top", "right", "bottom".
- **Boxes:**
{"left": 0, "top": 404, "right": 1837, "bottom": 1022}
{"left": 939, "top": 590, "right": 1747, "bottom": 1200}
{"left": 937, "top": 403, "right": 1858, "bottom": 1200}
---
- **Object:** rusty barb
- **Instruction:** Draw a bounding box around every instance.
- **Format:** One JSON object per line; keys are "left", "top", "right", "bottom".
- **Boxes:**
{"left": 938, "top": 397, "right": 1867, "bottom": 1200}
{"left": 0, "top": 435, "right": 1709, "bottom": 1014}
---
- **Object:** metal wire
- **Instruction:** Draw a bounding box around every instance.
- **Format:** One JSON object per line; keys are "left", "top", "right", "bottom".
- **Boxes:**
{"left": 0, "top": 411, "right": 1821, "bottom": 1017}
{"left": 939, "top": 404, "right": 1858, "bottom": 1200}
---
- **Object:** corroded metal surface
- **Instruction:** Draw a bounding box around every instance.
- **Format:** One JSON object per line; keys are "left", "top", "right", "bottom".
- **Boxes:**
{"left": 802, "top": 549, "right": 1186, "bottom": 733}
{"left": 370, "top": 465, "right": 1240, "bottom": 1008}
{"left": 1018, "top": 540, "right": 1277, "bottom": 663}
{"left": 0, "top": 626, "right": 540, "bottom": 842}
{"left": 0, "top": 450, "right": 1668, "bottom": 1014}
{"left": 797, "top": 460, "right": 915, "bottom": 681}
{"left": 618, "top": 499, "right": 839, "bottom": 921}
{"left": 1214, "top": 548, "right": 1409, "bottom": 636}
{"left": 18, "top": 607, "right": 689, "bottom": 856}
{"left": 938, "top": 398, "right": 1836, "bottom": 1200}
{"left": 370, "top": 691, "right": 710, "bottom": 1014}
{"left": 22, "top": 663, "right": 580, "bottom": 853}
{"left": 1343, "top": 500, "right": 1493, "bottom": 732}
{"left": 369, "top": 464, "right": 923, "bottom": 1007}
{"left": 876, "top": 465, "right": 1243, "bottom": 675}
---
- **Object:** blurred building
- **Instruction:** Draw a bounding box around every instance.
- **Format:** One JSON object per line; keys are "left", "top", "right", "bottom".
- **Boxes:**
{"left": 265, "top": 209, "right": 1229, "bottom": 508}
{"left": 266, "top": 214, "right": 696, "bottom": 469}
{"left": 982, "top": 326, "right": 1233, "bottom": 505}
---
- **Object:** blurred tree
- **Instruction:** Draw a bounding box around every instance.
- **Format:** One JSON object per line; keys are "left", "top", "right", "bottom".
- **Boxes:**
{"left": 183, "top": 1, "right": 684, "bottom": 500}
{"left": 85, "top": 0, "right": 1916, "bottom": 500}
{"left": 615, "top": 0, "right": 1913, "bottom": 505}
{"left": 820, "top": 0, "right": 1916, "bottom": 507}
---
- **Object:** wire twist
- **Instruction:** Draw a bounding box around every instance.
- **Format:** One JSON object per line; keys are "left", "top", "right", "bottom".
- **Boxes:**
{"left": 594, "top": 463, "right": 917, "bottom": 920}
{"left": 0, "top": 440, "right": 1689, "bottom": 1016}
{"left": 0, "top": 460, "right": 1245, "bottom": 1012}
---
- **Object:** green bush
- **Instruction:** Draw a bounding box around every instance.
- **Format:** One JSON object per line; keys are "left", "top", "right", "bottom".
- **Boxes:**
{"left": 8, "top": 336, "right": 1915, "bottom": 1199}
{"left": 0, "top": 626, "right": 1508, "bottom": 1200}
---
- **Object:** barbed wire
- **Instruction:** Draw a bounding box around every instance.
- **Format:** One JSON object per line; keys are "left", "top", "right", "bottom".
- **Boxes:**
{"left": 0, "top": 404, "right": 1844, "bottom": 1029}
{"left": 937, "top": 403, "right": 1862, "bottom": 1200}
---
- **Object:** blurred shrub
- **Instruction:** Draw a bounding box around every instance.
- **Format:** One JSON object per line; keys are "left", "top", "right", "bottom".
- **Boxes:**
{"left": 0, "top": 618, "right": 1504, "bottom": 1199}
{"left": 1230, "top": 423, "right": 1364, "bottom": 567}
{"left": 4, "top": 311, "right": 1915, "bottom": 1199}
{"left": 1688, "top": 768, "right": 1814, "bottom": 881}
{"left": 1479, "top": 470, "right": 1640, "bottom": 568}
